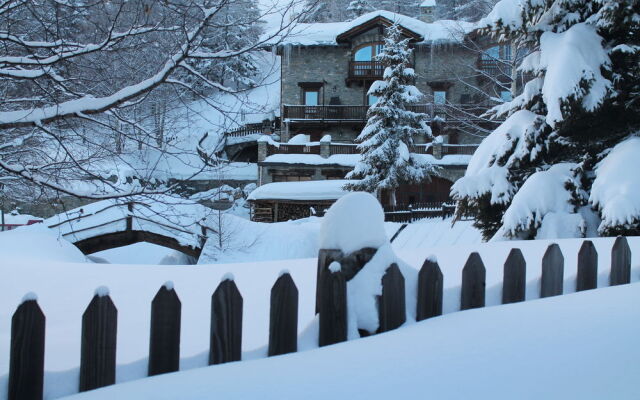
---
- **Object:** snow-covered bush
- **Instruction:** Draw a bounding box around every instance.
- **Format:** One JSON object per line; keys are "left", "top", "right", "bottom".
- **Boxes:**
{"left": 453, "top": 0, "right": 640, "bottom": 240}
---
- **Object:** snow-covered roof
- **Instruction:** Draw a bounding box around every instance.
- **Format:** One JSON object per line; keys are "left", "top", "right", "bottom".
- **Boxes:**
{"left": 421, "top": 0, "right": 437, "bottom": 7}
{"left": 247, "top": 180, "right": 351, "bottom": 201}
{"left": 264, "top": 10, "right": 475, "bottom": 46}
{"left": 261, "top": 153, "right": 472, "bottom": 167}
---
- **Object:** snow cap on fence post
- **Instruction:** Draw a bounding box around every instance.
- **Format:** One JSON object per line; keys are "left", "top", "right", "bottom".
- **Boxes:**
{"left": 320, "top": 192, "right": 387, "bottom": 254}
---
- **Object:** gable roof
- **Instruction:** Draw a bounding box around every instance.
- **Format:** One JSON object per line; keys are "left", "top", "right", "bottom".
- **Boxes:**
{"left": 335, "top": 15, "right": 423, "bottom": 43}
{"left": 263, "top": 10, "right": 476, "bottom": 47}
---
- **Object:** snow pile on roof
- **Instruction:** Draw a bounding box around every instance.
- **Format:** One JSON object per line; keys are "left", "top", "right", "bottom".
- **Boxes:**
{"left": 590, "top": 136, "right": 640, "bottom": 233}
{"left": 421, "top": 0, "right": 436, "bottom": 6}
{"left": 262, "top": 153, "right": 472, "bottom": 167}
{"left": 247, "top": 180, "right": 351, "bottom": 201}
{"left": 264, "top": 10, "right": 475, "bottom": 46}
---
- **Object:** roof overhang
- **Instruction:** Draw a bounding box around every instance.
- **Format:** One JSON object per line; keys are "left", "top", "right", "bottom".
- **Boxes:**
{"left": 336, "top": 16, "right": 423, "bottom": 44}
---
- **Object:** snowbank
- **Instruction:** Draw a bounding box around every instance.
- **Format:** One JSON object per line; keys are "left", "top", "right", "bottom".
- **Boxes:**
{"left": 0, "top": 224, "right": 87, "bottom": 264}
{"left": 62, "top": 282, "right": 640, "bottom": 400}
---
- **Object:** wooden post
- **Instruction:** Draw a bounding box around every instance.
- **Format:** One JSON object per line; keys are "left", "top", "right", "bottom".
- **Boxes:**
{"left": 209, "top": 278, "right": 243, "bottom": 365}
{"left": 461, "top": 252, "right": 486, "bottom": 310}
{"left": 577, "top": 240, "right": 598, "bottom": 291}
{"left": 610, "top": 236, "right": 631, "bottom": 286}
{"left": 541, "top": 243, "right": 564, "bottom": 298}
{"left": 316, "top": 249, "right": 343, "bottom": 314}
{"left": 378, "top": 264, "right": 406, "bottom": 333}
{"left": 416, "top": 258, "right": 443, "bottom": 320}
{"left": 268, "top": 273, "right": 299, "bottom": 356}
{"left": 79, "top": 290, "right": 117, "bottom": 392}
{"left": 148, "top": 283, "right": 181, "bottom": 376}
{"left": 9, "top": 297, "right": 45, "bottom": 400}
{"left": 319, "top": 263, "right": 347, "bottom": 347}
{"left": 340, "top": 247, "right": 377, "bottom": 281}
{"left": 502, "top": 248, "right": 526, "bottom": 304}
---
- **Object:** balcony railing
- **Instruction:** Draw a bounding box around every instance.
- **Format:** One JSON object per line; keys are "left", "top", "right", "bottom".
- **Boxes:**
{"left": 283, "top": 104, "right": 496, "bottom": 123}
{"left": 349, "top": 61, "right": 385, "bottom": 80}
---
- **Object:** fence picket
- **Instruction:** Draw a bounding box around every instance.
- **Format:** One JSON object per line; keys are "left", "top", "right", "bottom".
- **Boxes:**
{"left": 316, "top": 249, "right": 343, "bottom": 314}
{"left": 541, "top": 244, "right": 564, "bottom": 298}
{"left": 79, "top": 291, "right": 117, "bottom": 392}
{"left": 9, "top": 298, "right": 45, "bottom": 400}
{"left": 209, "top": 279, "right": 243, "bottom": 365}
{"left": 503, "top": 249, "right": 526, "bottom": 304}
{"left": 417, "top": 259, "right": 443, "bottom": 320}
{"left": 577, "top": 241, "right": 598, "bottom": 291}
{"left": 268, "top": 273, "right": 299, "bottom": 356}
{"left": 610, "top": 236, "right": 631, "bottom": 286}
{"left": 148, "top": 284, "right": 181, "bottom": 376}
{"left": 461, "top": 253, "right": 486, "bottom": 310}
{"left": 319, "top": 265, "right": 347, "bottom": 347}
{"left": 378, "top": 264, "right": 406, "bottom": 333}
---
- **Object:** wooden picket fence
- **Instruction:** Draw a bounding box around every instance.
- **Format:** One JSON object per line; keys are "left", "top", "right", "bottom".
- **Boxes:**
{"left": 7, "top": 237, "right": 633, "bottom": 399}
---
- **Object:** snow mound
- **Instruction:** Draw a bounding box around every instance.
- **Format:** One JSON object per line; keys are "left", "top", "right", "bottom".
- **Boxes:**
{"left": 0, "top": 224, "right": 88, "bottom": 264}
{"left": 590, "top": 136, "right": 640, "bottom": 232}
{"left": 319, "top": 192, "right": 387, "bottom": 254}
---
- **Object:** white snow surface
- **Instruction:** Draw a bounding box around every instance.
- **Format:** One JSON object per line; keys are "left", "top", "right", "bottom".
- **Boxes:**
{"left": 264, "top": 11, "right": 475, "bottom": 46}
{"left": 62, "top": 281, "right": 640, "bottom": 400}
{"left": 590, "top": 136, "right": 640, "bottom": 232}
{"left": 247, "top": 180, "right": 351, "bottom": 201}
{"left": 0, "top": 224, "right": 88, "bottom": 263}
{"left": 319, "top": 192, "right": 387, "bottom": 254}
{"left": 5, "top": 227, "right": 636, "bottom": 399}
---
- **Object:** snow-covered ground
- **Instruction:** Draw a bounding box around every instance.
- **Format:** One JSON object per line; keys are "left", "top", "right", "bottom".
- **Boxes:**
{"left": 64, "top": 281, "right": 640, "bottom": 400}
{"left": 1, "top": 220, "right": 638, "bottom": 399}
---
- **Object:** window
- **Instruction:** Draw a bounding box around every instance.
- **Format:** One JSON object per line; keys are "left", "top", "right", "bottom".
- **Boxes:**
{"left": 353, "top": 43, "right": 384, "bottom": 61}
{"left": 367, "top": 94, "right": 379, "bottom": 106}
{"left": 500, "top": 91, "right": 513, "bottom": 102}
{"left": 304, "top": 90, "right": 319, "bottom": 106}
{"left": 433, "top": 91, "right": 446, "bottom": 104}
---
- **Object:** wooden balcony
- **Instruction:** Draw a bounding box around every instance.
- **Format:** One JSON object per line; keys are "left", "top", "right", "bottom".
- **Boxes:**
{"left": 282, "top": 104, "right": 496, "bottom": 124}
{"left": 348, "top": 61, "right": 385, "bottom": 80}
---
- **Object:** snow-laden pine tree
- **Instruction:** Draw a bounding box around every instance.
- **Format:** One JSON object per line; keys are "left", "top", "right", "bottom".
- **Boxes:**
{"left": 345, "top": 24, "right": 437, "bottom": 205}
{"left": 347, "top": 0, "right": 374, "bottom": 19}
{"left": 452, "top": 0, "right": 640, "bottom": 240}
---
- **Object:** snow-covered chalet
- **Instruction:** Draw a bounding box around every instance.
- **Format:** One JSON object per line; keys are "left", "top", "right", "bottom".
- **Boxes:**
{"left": 249, "top": 5, "right": 513, "bottom": 222}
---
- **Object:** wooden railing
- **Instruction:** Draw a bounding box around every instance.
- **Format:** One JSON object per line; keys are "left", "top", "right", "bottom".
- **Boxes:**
{"left": 283, "top": 104, "right": 497, "bottom": 123}
{"left": 329, "top": 143, "right": 359, "bottom": 155}
{"left": 442, "top": 144, "right": 478, "bottom": 156}
{"left": 477, "top": 59, "right": 513, "bottom": 82}
{"left": 348, "top": 61, "right": 385, "bottom": 80}
{"left": 226, "top": 122, "right": 272, "bottom": 137}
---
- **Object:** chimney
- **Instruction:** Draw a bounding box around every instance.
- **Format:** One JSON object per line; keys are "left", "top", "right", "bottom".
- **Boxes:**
{"left": 419, "top": 0, "right": 437, "bottom": 23}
